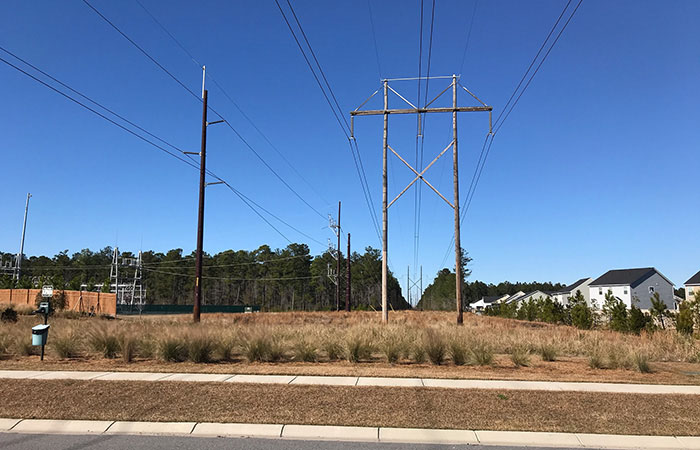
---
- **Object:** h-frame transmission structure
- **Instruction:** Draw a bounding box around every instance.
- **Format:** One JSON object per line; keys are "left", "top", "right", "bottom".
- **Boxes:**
{"left": 351, "top": 75, "right": 491, "bottom": 324}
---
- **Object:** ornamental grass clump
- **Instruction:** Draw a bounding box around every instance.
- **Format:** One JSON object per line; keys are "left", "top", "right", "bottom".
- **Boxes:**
{"left": 510, "top": 345, "right": 531, "bottom": 367}
{"left": 87, "top": 327, "right": 120, "bottom": 359}
{"left": 345, "top": 333, "right": 373, "bottom": 363}
{"left": 158, "top": 335, "right": 187, "bottom": 362}
{"left": 293, "top": 339, "right": 318, "bottom": 362}
{"left": 538, "top": 342, "right": 558, "bottom": 362}
{"left": 632, "top": 351, "right": 651, "bottom": 373}
{"left": 119, "top": 334, "right": 137, "bottom": 363}
{"left": 470, "top": 340, "right": 494, "bottom": 366}
{"left": 422, "top": 328, "right": 446, "bottom": 365}
{"left": 52, "top": 331, "right": 81, "bottom": 359}
{"left": 448, "top": 338, "right": 468, "bottom": 366}
{"left": 379, "top": 326, "right": 407, "bottom": 364}
{"left": 187, "top": 333, "right": 216, "bottom": 363}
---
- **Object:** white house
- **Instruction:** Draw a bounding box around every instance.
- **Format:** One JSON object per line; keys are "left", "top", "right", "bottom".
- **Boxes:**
{"left": 502, "top": 291, "right": 526, "bottom": 304}
{"left": 685, "top": 270, "right": 700, "bottom": 303}
{"left": 588, "top": 268, "right": 674, "bottom": 311}
{"left": 471, "top": 294, "right": 509, "bottom": 311}
{"left": 552, "top": 278, "right": 593, "bottom": 306}
{"left": 507, "top": 290, "right": 552, "bottom": 305}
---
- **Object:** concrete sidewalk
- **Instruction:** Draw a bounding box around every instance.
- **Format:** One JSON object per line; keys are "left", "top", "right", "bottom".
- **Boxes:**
{"left": 1, "top": 418, "right": 698, "bottom": 448}
{"left": 1, "top": 369, "right": 699, "bottom": 394}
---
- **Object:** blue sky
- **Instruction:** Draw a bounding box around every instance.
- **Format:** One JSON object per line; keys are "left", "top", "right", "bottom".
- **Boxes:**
{"left": 1, "top": 0, "right": 698, "bottom": 292}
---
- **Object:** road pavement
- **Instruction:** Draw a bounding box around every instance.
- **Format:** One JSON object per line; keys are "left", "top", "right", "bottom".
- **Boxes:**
{"left": 0, "top": 433, "right": 583, "bottom": 450}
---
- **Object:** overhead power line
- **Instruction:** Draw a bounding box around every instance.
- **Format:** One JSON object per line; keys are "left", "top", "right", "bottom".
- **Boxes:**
{"left": 0, "top": 48, "right": 323, "bottom": 247}
{"left": 83, "top": 0, "right": 328, "bottom": 221}
{"left": 440, "top": 0, "right": 584, "bottom": 268}
{"left": 274, "top": 0, "right": 382, "bottom": 242}
{"left": 133, "top": 0, "right": 331, "bottom": 208}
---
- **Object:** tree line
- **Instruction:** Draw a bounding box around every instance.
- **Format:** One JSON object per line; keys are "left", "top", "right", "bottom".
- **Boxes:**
{"left": 0, "top": 245, "right": 409, "bottom": 311}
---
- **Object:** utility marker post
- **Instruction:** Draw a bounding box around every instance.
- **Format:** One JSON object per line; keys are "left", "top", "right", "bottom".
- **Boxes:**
{"left": 350, "top": 75, "right": 491, "bottom": 325}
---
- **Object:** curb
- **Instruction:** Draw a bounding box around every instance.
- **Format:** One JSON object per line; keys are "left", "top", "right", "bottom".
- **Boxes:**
{"left": 2, "top": 418, "right": 699, "bottom": 449}
{"left": 2, "top": 370, "right": 700, "bottom": 395}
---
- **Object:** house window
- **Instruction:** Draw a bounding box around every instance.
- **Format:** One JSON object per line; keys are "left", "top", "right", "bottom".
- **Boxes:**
{"left": 624, "top": 288, "right": 628, "bottom": 295}
{"left": 599, "top": 288, "right": 603, "bottom": 295}
{"left": 648, "top": 286, "right": 655, "bottom": 294}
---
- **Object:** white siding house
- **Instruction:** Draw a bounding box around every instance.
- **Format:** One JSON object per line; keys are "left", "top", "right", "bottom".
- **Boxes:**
{"left": 552, "top": 278, "right": 593, "bottom": 306}
{"left": 471, "top": 294, "right": 509, "bottom": 311}
{"left": 685, "top": 270, "right": 700, "bottom": 302}
{"left": 588, "top": 268, "right": 674, "bottom": 311}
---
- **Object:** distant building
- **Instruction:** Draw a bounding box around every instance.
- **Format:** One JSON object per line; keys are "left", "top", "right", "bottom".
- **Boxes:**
{"left": 588, "top": 268, "right": 674, "bottom": 311}
{"left": 552, "top": 278, "right": 593, "bottom": 306}
{"left": 502, "top": 291, "right": 526, "bottom": 304}
{"left": 506, "top": 290, "right": 552, "bottom": 305}
{"left": 471, "top": 294, "right": 509, "bottom": 311}
{"left": 685, "top": 270, "right": 700, "bottom": 303}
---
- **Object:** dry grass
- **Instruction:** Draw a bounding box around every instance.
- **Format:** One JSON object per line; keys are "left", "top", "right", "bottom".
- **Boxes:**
{"left": 1, "top": 311, "right": 700, "bottom": 384}
{"left": 0, "top": 379, "right": 699, "bottom": 435}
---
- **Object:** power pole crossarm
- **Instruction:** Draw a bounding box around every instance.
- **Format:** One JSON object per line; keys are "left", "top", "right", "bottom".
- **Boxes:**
{"left": 351, "top": 106, "right": 491, "bottom": 116}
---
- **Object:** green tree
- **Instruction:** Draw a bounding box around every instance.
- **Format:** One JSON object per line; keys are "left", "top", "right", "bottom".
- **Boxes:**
{"left": 649, "top": 292, "right": 668, "bottom": 329}
{"left": 569, "top": 290, "right": 594, "bottom": 329}
{"left": 627, "top": 305, "right": 651, "bottom": 335}
{"left": 675, "top": 301, "right": 694, "bottom": 335}
{"left": 603, "top": 290, "right": 628, "bottom": 332}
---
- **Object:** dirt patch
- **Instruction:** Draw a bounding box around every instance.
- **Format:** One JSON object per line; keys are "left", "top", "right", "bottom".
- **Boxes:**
{"left": 0, "top": 379, "right": 699, "bottom": 436}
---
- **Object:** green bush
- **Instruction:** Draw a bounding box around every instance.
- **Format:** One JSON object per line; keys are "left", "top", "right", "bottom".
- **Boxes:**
{"left": 1, "top": 306, "right": 18, "bottom": 323}
{"left": 603, "top": 291, "right": 628, "bottom": 332}
{"left": 422, "top": 329, "right": 446, "bottom": 365}
{"left": 569, "top": 292, "right": 594, "bottom": 330}
{"left": 628, "top": 306, "right": 651, "bottom": 335}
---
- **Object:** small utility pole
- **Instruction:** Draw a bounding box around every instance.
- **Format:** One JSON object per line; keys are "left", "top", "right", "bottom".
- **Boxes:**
{"left": 345, "top": 233, "right": 351, "bottom": 312}
{"left": 193, "top": 77, "right": 208, "bottom": 323}
{"left": 406, "top": 266, "right": 410, "bottom": 306}
{"left": 336, "top": 201, "right": 341, "bottom": 311}
{"left": 14, "top": 193, "right": 31, "bottom": 281}
{"left": 452, "top": 75, "right": 464, "bottom": 324}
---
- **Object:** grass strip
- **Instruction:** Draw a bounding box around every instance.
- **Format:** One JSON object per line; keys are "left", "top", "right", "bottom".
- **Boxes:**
{"left": 0, "top": 379, "right": 699, "bottom": 436}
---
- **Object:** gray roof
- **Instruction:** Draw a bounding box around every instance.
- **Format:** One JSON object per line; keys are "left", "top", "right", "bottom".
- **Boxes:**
{"left": 686, "top": 270, "right": 700, "bottom": 286}
{"left": 554, "top": 277, "right": 588, "bottom": 294}
{"left": 478, "top": 296, "right": 503, "bottom": 304}
{"left": 590, "top": 268, "right": 670, "bottom": 289}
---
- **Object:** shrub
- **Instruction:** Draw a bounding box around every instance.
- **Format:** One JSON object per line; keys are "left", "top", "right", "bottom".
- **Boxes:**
{"left": 137, "top": 336, "right": 157, "bottom": 359}
{"left": 87, "top": 328, "right": 120, "bottom": 359}
{"left": 158, "top": 336, "right": 187, "bottom": 362}
{"left": 241, "top": 333, "right": 285, "bottom": 363}
{"left": 628, "top": 306, "right": 651, "bottom": 335}
{"left": 410, "top": 343, "right": 427, "bottom": 364}
{"left": 538, "top": 342, "right": 557, "bottom": 362}
{"left": 379, "top": 329, "right": 405, "bottom": 364}
{"left": 0, "top": 333, "right": 12, "bottom": 359}
{"left": 421, "top": 329, "right": 446, "bottom": 365}
{"left": 293, "top": 340, "right": 318, "bottom": 362}
{"left": 607, "top": 346, "right": 631, "bottom": 370}
{"left": 510, "top": 345, "right": 531, "bottom": 367}
{"left": 321, "top": 339, "right": 343, "bottom": 361}
{"left": 448, "top": 339, "right": 468, "bottom": 366}
{"left": 632, "top": 351, "right": 651, "bottom": 373}
{"left": 17, "top": 338, "right": 37, "bottom": 356}
{"left": 1, "top": 306, "right": 18, "bottom": 323}
{"left": 217, "top": 336, "right": 236, "bottom": 361}
{"left": 52, "top": 333, "right": 81, "bottom": 359}
{"left": 603, "top": 292, "right": 628, "bottom": 332}
{"left": 345, "top": 334, "right": 373, "bottom": 363}
{"left": 676, "top": 302, "right": 694, "bottom": 336}
{"left": 588, "top": 349, "right": 605, "bottom": 369}
{"left": 187, "top": 334, "right": 215, "bottom": 363}
{"left": 470, "top": 340, "right": 494, "bottom": 366}
{"left": 119, "top": 335, "right": 137, "bottom": 363}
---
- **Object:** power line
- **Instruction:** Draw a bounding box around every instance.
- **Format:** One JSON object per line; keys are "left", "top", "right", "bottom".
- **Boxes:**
{"left": 439, "top": 0, "right": 583, "bottom": 268}
{"left": 275, "top": 0, "right": 382, "bottom": 242}
{"left": 367, "top": 0, "right": 382, "bottom": 80}
{"left": 0, "top": 48, "right": 322, "bottom": 248}
{"left": 83, "top": 0, "right": 328, "bottom": 221}
{"left": 458, "top": 0, "right": 479, "bottom": 76}
{"left": 133, "top": 0, "right": 331, "bottom": 208}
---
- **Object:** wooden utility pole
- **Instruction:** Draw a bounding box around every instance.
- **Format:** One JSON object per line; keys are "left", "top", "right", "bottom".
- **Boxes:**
{"left": 346, "top": 233, "right": 351, "bottom": 312}
{"left": 452, "top": 75, "right": 464, "bottom": 324}
{"left": 350, "top": 75, "right": 491, "bottom": 325}
{"left": 336, "top": 201, "right": 341, "bottom": 311}
{"left": 381, "top": 80, "right": 389, "bottom": 324}
{"left": 193, "top": 88, "right": 208, "bottom": 323}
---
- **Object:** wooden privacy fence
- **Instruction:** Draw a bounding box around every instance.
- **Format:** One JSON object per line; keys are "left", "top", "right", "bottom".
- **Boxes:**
{"left": 0, "top": 289, "right": 116, "bottom": 316}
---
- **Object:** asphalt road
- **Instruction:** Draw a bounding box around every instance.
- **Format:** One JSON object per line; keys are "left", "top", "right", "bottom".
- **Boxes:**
{"left": 0, "top": 433, "right": 584, "bottom": 450}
